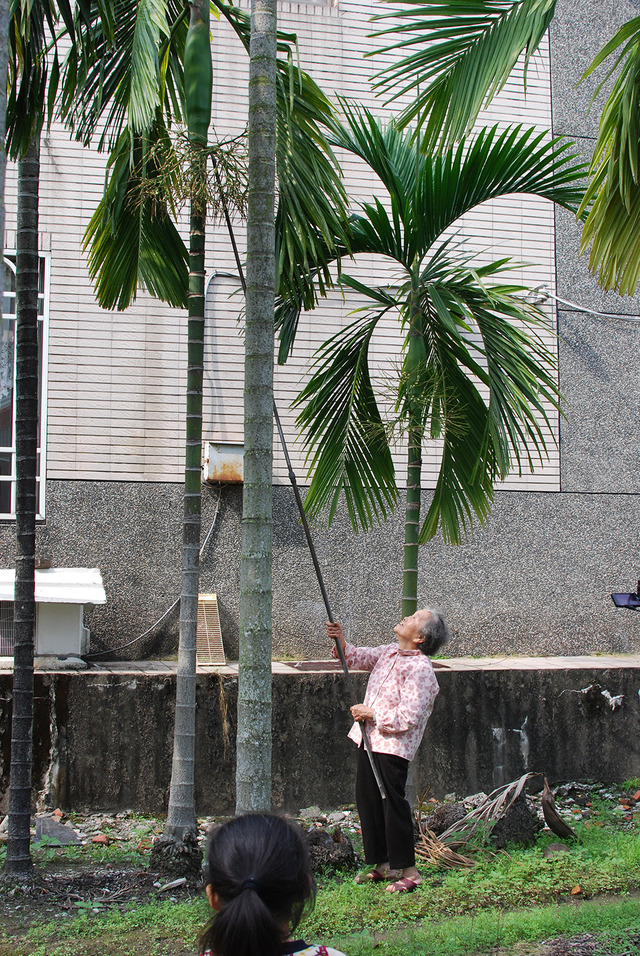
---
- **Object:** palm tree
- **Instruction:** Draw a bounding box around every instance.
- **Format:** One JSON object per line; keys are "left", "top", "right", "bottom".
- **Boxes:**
{"left": 284, "top": 106, "right": 586, "bottom": 613}
{"left": 2, "top": 143, "right": 40, "bottom": 880}
{"left": 2, "top": 0, "right": 82, "bottom": 881}
{"left": 149, "top": 0, "right": 212, "bottom": 869}
{"left": 235, "top": 0, "right": 277, "bottom": 815}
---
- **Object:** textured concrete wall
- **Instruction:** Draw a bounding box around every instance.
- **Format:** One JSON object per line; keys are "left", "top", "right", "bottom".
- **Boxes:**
{"left": 0, "top": 479, "right": 639, "bottom": 658}
{"left": 550, "top": 1, "right": 640, "bottom": 490}
{"left": 1, "top": 666, "right": 638, "bottom": 814}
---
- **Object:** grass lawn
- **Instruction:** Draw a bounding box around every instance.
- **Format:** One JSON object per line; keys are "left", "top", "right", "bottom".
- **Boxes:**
{"left": 1, "top": 784, "right": 640, "bottom": 955}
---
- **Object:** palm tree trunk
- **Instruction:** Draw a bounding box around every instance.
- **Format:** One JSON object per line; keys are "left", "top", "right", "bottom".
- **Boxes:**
{"left": 235, "top": 0, "right": 277, "bottom": 815}
{"left": 163, "top": 190, "right": 206, "bottom": 843}
{"left": 402, "top": 277, "right": 425, "bottom": 618}
{"left": 156, "top": 0, "right": 210, "bottom": 863}
{"left": 0, "top": 0, "right": 8, "bottom": 310}
{"left": 3, "top": 141, "right": 39, "bottom": 880}
{"left": 403, "top": 424, "right": 422, "bottom": 618}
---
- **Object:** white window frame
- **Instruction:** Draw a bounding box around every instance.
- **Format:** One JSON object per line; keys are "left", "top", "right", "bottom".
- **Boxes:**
{"left": 0, "top": 253, "right": 50, "bottom": 519}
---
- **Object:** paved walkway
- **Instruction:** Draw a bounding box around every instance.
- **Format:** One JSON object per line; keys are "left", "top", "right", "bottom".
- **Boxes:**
{"left": 1, "top": 654, "right": 639, "bottom": 675}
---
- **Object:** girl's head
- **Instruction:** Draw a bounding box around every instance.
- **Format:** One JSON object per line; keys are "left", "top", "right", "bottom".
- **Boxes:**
{"left": 199, "top": 813, "right": 316, "bottom": 956}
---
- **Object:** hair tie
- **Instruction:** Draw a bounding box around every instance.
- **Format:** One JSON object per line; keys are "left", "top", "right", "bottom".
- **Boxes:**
{"left": 241, "top": 878, "right": 259, "bottom": 892}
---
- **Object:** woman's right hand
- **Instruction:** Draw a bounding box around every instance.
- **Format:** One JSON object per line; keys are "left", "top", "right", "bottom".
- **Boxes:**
{"left": 326, "top": 621, "right": 346, "bottom": 653}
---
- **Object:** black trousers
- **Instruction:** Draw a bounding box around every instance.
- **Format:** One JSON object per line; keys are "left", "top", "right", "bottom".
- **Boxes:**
{"left": 355, "top": 743, "right": 415, "bottom": 870}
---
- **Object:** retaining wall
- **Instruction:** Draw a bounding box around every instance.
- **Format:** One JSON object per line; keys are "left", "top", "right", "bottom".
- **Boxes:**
{"left": 1, "top": 660, "right": 638, "bottom": 815}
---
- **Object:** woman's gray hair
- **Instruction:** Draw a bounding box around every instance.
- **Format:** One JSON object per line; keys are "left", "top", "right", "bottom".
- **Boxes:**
{"left": 417, "top": 608, "right": 449, "bottom": 657}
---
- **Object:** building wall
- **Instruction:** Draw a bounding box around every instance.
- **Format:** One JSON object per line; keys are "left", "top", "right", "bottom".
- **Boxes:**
{"left": 1, "top": 0, "right": 639, "bottom": 658}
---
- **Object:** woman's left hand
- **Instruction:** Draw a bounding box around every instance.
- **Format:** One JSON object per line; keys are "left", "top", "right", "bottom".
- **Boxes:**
{"left": 351, "top": 704, "right": 375, "bottom": 723}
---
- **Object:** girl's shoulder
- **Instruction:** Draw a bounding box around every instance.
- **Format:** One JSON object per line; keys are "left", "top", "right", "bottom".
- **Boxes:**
{"left": 297, "top": 947, "right": 348, "bottom": 956}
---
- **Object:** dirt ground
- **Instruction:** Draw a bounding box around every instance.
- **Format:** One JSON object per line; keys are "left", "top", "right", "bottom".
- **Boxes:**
{"left": 0, "top": 865, "right": 198, "bottom": 947}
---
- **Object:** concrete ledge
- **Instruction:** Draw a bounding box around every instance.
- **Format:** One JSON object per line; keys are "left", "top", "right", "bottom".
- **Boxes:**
{"left": 3, "top": 654, "right": 639, "bottom": 675}
{"left": 0, "top": 658, "right": 638, "bottom": 815}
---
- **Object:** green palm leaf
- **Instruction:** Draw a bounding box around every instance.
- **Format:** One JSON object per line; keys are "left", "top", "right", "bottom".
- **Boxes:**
{"left": 413, "top": 251, "right": 560, "bottom": 543}
{"left": 330, "top": 109, "right": 587, "bottom": 264}
{"left": 60, "top": 0, "right": 187, "bottom": 151}
{"left": 6, "top": 0, "right": 84, "bottom": 157}
{"left": 369, "top": 0, "right": 557, "bottom": 152}
{"left": 129, "top": 0, "right": 171, "bottom": 132}
{"left": 84, "top": 128, "right": 188, "bottom": 310}
{"left": 293, "top": 314, "right": 398, "bottom": 529}
{"left": 577, "top": 17, "right": 640, "bottom": 294}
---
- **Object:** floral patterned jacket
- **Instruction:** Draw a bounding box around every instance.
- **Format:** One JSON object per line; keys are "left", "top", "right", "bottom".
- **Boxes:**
{"left": 334, "top": 642, "right": 439, "bottom": 761}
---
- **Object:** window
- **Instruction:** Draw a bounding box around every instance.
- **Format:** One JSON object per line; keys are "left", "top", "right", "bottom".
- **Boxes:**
{"left": 0, "top": 600, "right": 14, "bottom": 654}
{"left": 0, "top": 255, "right": 49, "bottom": 518}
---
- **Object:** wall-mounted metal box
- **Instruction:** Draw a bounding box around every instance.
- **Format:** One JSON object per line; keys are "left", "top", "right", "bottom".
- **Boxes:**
{"left": 203, "top": 441, "right": 244, "bottom": 483}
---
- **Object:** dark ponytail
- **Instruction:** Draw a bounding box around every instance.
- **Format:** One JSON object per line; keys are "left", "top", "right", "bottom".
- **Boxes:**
{"left": 199, "top": 814, "right": 316, "bottom": 956}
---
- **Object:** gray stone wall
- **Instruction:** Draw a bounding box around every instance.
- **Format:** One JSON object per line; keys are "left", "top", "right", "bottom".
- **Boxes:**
{"left": 1, "top": 665, "right": 637, "bottom": 814}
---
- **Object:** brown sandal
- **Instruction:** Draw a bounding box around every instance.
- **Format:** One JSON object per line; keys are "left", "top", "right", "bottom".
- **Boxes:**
{"left": 355, "top": 867, "right": 392, "bottom": 884}
{"left": 386, "top": 876, "right": 420, "bottom": 893}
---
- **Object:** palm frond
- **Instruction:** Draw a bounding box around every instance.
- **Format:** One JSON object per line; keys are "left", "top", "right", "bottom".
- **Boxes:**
{"left": 7, "top": 0, "right": 65, "bottom": 157}
{"left": 369, "top": 0, "right": 556, "bottom": 152}
{"left": 129, "top": 0, "right": 170, "bottom": 132}
{"left": 84, "top": 127, "right": 189, "bottom": 310}
{"left": 577, "top": 18, "right": 640, "bottom": 294}
{"left": 293, "top": 315, "right": 398, "bottom": 531}
{"left": 402, "top": 247, "right": 561, "bottom": 544}
{"left": 332, "top": 112, "right": 587, "bottom": 266}
{"left": 60, "top": 0, "right": 187, "bottom": 151}
{"left": 275, "top": 60, "right": 349, "bottom": 320}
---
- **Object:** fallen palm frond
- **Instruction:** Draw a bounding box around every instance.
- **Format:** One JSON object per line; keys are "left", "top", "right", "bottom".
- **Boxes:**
{"left": 435, "top": 772, "right": 540, "bottom": 849}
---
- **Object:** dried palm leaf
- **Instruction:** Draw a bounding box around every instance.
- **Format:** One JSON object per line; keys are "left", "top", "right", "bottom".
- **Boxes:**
{"left": 415, "top": 825, "right": 475, "bottom": 869}
{"left": 541, "top": 776, "right": 577, "bottom": 841}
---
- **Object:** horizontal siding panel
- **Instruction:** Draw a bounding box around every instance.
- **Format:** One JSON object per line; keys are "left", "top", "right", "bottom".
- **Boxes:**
{"left": 5, "top": 0, "right": 559, "bottom": 494}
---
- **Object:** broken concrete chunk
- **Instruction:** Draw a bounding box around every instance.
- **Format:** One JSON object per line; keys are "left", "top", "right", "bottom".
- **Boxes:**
{"left": 35, "top": 814, "right": 82, "bottom": 845}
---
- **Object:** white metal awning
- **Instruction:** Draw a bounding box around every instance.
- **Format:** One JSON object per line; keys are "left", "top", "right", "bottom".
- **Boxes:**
{"left": 0, "top": 568, "right": 107, "bottom": 605}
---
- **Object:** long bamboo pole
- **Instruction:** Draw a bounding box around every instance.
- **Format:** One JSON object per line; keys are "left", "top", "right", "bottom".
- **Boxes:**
{"left": 273, "top": 405, "right": 387, "bottom": 801}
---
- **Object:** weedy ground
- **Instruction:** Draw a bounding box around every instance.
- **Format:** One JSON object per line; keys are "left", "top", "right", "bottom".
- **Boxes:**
{"left": 1, "top": 779, "right": 639, "bottom": 956}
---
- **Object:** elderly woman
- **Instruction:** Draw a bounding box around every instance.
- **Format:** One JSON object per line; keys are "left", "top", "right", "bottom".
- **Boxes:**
{"left": 327, "top": 609, "right": 448, "bottom": 894}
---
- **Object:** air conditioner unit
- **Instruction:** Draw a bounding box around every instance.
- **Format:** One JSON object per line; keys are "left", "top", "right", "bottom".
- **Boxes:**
{"left": 0, "top": 568, "right": 107, "bottom": 658}
{"left": 203, "top": 441, "right": 244, "bottom": 484}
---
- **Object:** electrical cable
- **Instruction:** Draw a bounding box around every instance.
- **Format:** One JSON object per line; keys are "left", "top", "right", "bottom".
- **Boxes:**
{"left": 528, "top": 285, "right": 640, "bottom": 323}
{"left": 85, "top": 488, "right": 222, "bottom": 659}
